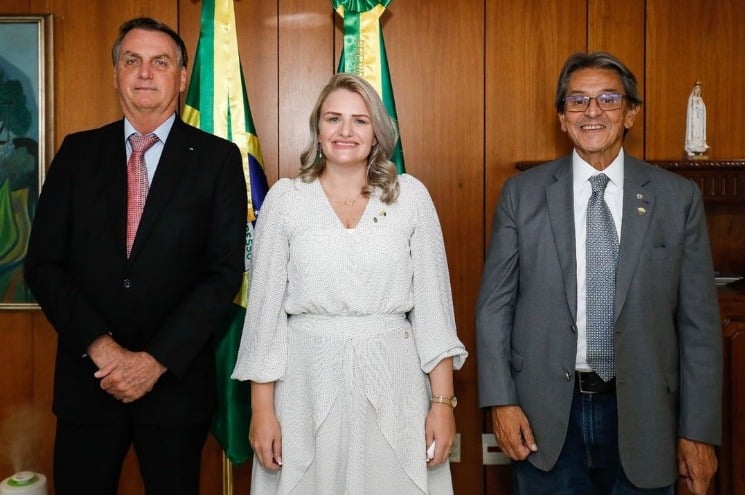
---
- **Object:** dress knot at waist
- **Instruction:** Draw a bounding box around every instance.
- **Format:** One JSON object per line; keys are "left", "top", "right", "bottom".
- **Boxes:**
{"left": 289, "top": 313, "right": 408, "bottom": 337}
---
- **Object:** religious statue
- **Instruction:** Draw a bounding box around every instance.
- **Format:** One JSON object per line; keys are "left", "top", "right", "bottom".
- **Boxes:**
{"left": 685, "top": 81, "right": 709, "bottom": 158}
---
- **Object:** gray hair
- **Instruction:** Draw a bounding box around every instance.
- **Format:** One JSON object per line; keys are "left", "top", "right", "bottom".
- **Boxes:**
{"left": 555, "top": 51, "right": 642, "bottom": 113}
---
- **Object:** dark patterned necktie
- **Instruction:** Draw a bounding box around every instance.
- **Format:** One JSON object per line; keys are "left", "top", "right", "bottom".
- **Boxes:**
{"left": 586, "top": 173, "right": 619, "bottom": 381}
{"left": 126, "top": 133, "right": 158, "bottom": 257}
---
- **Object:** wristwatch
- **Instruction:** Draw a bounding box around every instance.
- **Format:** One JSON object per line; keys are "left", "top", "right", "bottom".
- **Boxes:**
{"left": 430, "top": 395, "right": 458, "bottom": 408}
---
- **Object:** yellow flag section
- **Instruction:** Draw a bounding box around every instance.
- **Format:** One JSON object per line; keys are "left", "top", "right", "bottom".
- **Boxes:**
{"left": 183, "top": 0, "right": 267, "bottom": 223}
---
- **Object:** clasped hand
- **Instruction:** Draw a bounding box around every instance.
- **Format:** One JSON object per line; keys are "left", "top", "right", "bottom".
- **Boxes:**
{"left": 88, "top": 335, "right": 166, "bottom": 403}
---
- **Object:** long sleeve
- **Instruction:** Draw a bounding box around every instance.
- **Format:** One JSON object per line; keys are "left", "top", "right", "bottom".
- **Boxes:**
{"left": 675, "top": 181, "right": 722, "bottom": 444}
{"left": 475, "top": 176, "right": 521, "bottom": 407}
{"left": 404, "top": 176, "right": 467, "bottom": 373}
{"left": 24, "top": 133, "right": 111, "bottom": 356}
{"left": 232, "top": 178, "right": 292, "bottom": 382}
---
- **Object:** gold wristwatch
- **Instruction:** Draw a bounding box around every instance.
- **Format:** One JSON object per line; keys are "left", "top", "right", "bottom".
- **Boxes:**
{"left": 430, "top": 395, "right": 458, "bottom": 408}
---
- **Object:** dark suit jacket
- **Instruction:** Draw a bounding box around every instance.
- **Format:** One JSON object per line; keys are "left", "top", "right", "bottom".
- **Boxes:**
{"left": 476, "top": 154, "right": 722, "bottom": 488}
{"left": 25, "top": 117, "right": 247, "bottom": 427}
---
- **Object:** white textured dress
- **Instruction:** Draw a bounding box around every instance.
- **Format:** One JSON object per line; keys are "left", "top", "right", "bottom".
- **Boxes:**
{"left": 232, "top": 174, "right": 468, "bottom": 495}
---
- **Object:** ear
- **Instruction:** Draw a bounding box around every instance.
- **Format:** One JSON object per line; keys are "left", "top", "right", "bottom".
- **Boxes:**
{"left": 179, "top": 67, "right": 187, "bottom": 92}
{"left": 558, "top": 112, "right": 568, "bottom": 132}
{"left": 624, "top": 104, "right": 640, "bottom": 129}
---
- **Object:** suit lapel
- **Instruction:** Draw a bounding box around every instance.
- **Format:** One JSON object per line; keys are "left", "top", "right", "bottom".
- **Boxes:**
{"left": 99, "top": 121, "right": 129, "bottom": 259}
{"left": 615, "top": 157, "right": 654, "bottom": 322}
{"left": 128, "top": 118, "right": 191, "bottom": 260}
{"left": 546, "top": 158, "right": 578, "bottom": 321}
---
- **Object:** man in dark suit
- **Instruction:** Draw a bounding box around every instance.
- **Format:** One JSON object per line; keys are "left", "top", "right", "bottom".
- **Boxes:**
{"left": 476, "top": 52, "right": 722, "bottom": 494}
{"left": 24, "top": 17, "right": 247, "bottom": 495}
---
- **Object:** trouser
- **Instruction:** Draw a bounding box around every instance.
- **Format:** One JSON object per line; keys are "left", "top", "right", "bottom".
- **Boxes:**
{"left": 512, "top": 375, "right": 674, "bottom": 495}
{"left": 54, "top": 417, "right": 209, "bottom": 495}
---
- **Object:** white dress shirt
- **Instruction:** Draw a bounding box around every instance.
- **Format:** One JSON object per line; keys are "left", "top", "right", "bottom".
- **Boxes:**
{"left": 573, "top": 149, "right": 624, "bottom": 371}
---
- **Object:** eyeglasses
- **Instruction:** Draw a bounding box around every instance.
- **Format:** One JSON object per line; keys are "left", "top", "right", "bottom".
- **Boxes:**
{"left": 563, "top": 93, "right": 625, "bottom": 112}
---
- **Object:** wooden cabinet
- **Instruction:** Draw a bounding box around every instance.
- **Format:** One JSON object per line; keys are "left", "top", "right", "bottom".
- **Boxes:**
{"left": 717, "top": 282, "right": 745, "bottom": 495}
{"left": 652, "top": 161, "right": 745, "bottom": 276}
{"left": 656, "top": 161, "right": 745, "bottom": 495}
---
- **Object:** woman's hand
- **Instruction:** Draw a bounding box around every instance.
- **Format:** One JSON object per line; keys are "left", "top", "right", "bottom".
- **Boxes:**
{"left": 425, "top": 402, "right": 456, "bottom": 466}
{"left": 249, "top": 407, "right": 283, "bottom": 471}
{"left": 249, "top": 381, "right": 282, "bottom": 470}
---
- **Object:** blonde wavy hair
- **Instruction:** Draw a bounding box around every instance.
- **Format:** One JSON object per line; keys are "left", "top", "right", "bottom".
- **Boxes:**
{"left": 299, "top": 73, "right": 400, "bottom": 204}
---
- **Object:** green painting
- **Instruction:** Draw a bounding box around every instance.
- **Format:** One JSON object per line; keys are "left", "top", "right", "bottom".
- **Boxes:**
{"left": 0, "top": 16, "right": 51, "bottom": 308}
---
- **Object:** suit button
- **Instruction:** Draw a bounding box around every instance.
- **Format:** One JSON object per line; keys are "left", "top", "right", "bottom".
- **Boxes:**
{"left": 565, "top": 370, "right": 573, "bottom": 381}
{"left": 570, "top": 324, "right": 577, "bottom": 334}
{"left": 123, "top": 278, "right": 132, "bottom": 289}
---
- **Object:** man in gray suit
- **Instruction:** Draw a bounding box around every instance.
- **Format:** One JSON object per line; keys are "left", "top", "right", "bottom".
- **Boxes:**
{"left": 476, "top": 52, "right": 721, "bottom": 494}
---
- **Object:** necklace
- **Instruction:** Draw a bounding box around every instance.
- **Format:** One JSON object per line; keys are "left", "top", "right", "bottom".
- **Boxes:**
{"left": 327, "top": 193, "right": 361, "bottom": 207}
{"left": 320, "top": 181, "right": 368, "bottom": 228}
{"left": 320, "top": 180, "right": 363, "bottom": 207}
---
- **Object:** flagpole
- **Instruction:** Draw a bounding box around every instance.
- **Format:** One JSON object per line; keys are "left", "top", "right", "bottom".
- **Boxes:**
{"left": 222, "top": 451, "right": 233, "bottom": 495}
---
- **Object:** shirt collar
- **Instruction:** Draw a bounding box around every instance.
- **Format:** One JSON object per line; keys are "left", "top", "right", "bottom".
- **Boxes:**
{"left": 572, "top": 148, "right": 625, "bottom": 190}
{"left": 124, "top": 114, "right": 176, "bottom": 144}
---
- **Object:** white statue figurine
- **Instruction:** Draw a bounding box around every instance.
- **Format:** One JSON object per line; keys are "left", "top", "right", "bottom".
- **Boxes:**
{"left": 685, "top": 81, "right": 709, "bottom": 157}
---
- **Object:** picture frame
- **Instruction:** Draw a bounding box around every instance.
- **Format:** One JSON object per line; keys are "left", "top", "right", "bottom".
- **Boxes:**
{"left": 0, "top": 14, "right": 53, "bottom": 309}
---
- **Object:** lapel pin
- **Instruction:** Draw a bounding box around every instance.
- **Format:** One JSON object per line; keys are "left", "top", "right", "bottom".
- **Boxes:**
{"left": 637, "top": 207, "right": 646, "bottom": 215}
{"left": 636, "top": 193, "right": 643, "bottom": 200}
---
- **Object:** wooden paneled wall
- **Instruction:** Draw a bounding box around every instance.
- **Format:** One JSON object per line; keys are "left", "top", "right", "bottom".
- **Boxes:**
{"left": 1, "top": 1, "right": 743, "bottom": 494}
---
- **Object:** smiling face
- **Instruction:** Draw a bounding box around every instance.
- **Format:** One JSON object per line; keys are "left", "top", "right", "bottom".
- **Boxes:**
{"left": 317, "top": 88, "right": 376, "bottom": 170}
{"left": 113, "top": 28, "right": 186, "bottom": 127}
{"left": 558, "top": 68, "right": 639, "bottom": 170}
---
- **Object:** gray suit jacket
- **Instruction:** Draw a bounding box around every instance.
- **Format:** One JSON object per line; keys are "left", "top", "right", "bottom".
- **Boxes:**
{"left": 476, "top": 154, "right": 722, "bottom": 488}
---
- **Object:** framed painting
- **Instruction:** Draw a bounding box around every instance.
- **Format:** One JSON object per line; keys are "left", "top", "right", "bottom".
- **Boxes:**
{"left": 0, "top": 15, "right": 52, "bottom": 308}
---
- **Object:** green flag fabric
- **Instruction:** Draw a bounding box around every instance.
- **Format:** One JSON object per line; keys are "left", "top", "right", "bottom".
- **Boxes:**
{"left": 183, "top": 0, "right": 268, "bottom": 465}
{"left": 333, "top": 0, "right": 405, "bottom": 173}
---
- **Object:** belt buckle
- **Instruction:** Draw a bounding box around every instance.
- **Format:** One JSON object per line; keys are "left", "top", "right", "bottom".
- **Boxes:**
{"left": 577, "top": 372, "right": 597, "bottom": 394}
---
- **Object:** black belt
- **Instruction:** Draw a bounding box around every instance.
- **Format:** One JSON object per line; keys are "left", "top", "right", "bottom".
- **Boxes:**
{"left": 576, "top": 371, "right": 616, "bottom": 394}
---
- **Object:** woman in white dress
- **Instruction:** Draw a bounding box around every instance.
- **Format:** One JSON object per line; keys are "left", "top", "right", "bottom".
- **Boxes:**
{"left": 231, "top": 73, "right": 467, "bottom": 494}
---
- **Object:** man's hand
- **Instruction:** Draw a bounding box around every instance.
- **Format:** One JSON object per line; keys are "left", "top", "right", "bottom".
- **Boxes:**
{"left": 678, "top": 438, "right": 717, "bottom": 495}
{"left": 87, "top": 334, "right": 127, "bottom": 369}
{"left": 95, "top": 351, "right": 166, "bottom": 403}
{"left": 88, "top": 335, "right": 166, "bottom": 403}
{"left": 491, "top": 405, "right": 538, "bottom": 460}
